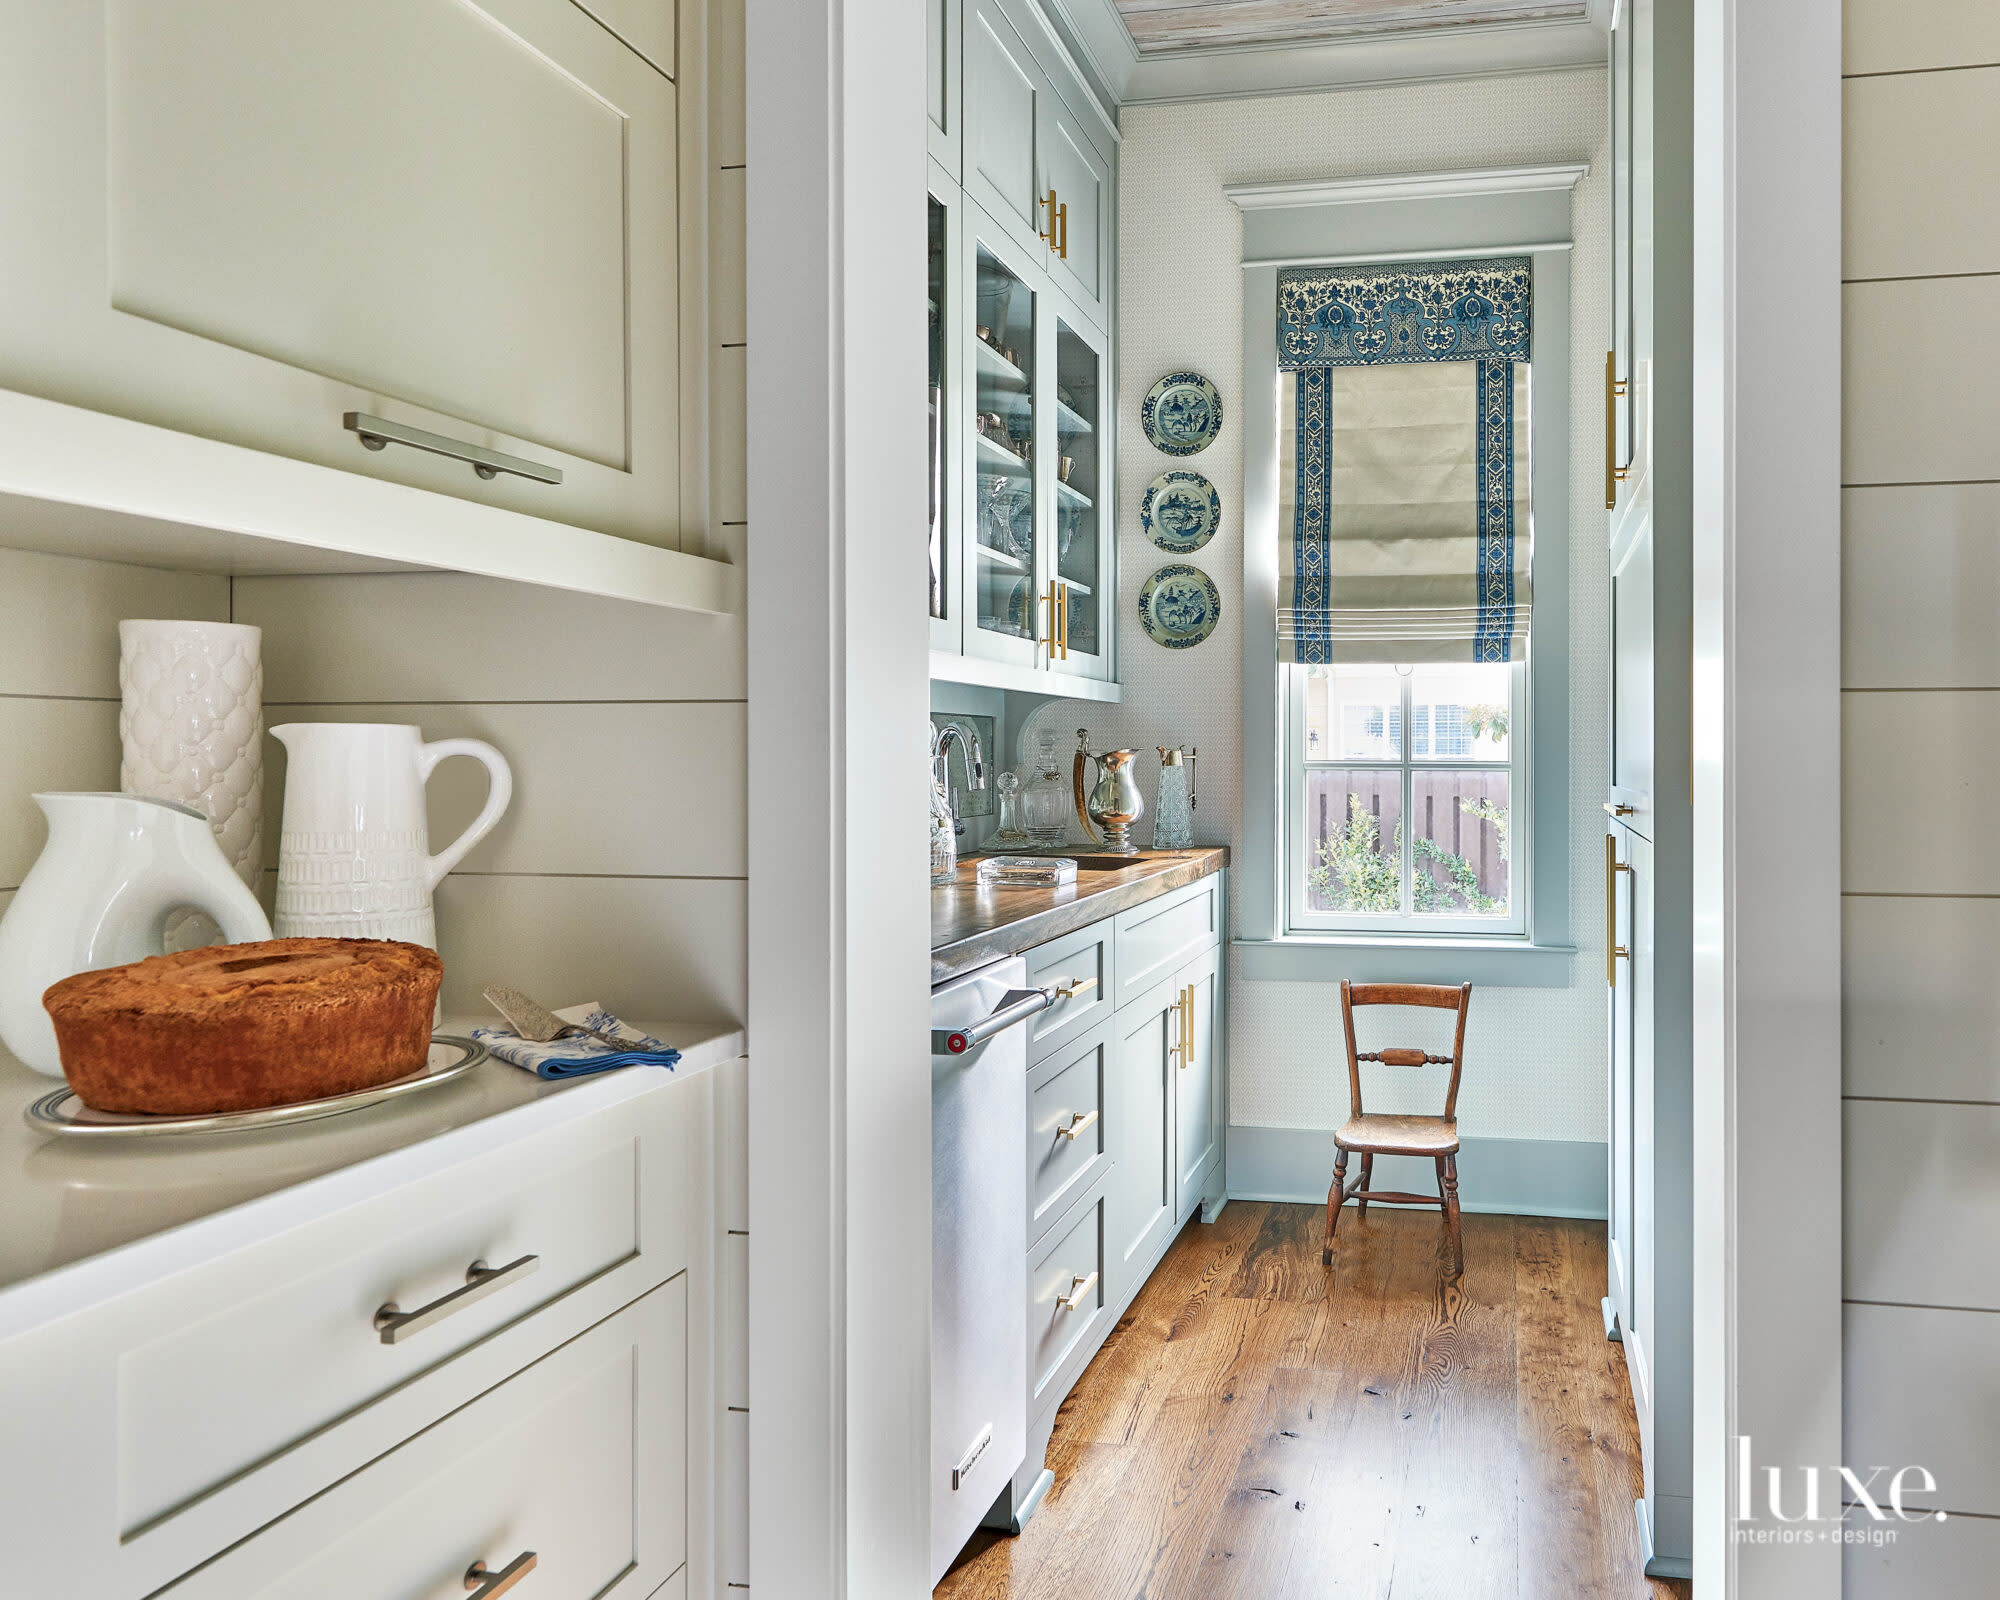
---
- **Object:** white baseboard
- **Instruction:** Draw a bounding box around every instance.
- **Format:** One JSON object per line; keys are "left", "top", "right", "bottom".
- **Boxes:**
{"left": 1226, "top": 1124, "right": 1607, "bottom": 1220}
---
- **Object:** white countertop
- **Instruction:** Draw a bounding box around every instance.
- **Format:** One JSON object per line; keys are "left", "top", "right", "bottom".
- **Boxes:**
{"left": 0, "top": 1017, "right": 745, "bottom": 1313}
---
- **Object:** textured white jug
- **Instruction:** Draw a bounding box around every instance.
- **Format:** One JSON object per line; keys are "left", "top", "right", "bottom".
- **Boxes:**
{"left": 270, "top": 723, "right": 512, "bottom": 948}
{"left": 117, "top": 619, "right": 264, "bottom": 891}
{"left": 0, "top": 794, "right": 273, "bottom": 1076}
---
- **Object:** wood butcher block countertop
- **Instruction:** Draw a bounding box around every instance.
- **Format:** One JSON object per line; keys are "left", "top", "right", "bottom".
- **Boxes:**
{"left": 932, "top": 846, "right": 1227, "bottom": 984}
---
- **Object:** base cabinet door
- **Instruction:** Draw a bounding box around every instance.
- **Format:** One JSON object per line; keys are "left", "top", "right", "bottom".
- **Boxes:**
{"left": 1104, "top": 977, "right": 1177, "bottom": 1312}
{"left": 0, "top": 0, "right": 680, "bottom": 546}
{"left": 1607, "top": 826, "right": 1637, "bottom": 1342}
{"left": 161, "top": 1280, "right": 686, "bottom": 1599}
{"left": 1173, "top": 946, "right": 1221, "bottom": 1217}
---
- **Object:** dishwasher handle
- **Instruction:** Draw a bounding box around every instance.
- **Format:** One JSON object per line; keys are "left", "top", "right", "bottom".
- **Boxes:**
{"left": 934, "top": 986, "right": 1055, "bottom": 1056}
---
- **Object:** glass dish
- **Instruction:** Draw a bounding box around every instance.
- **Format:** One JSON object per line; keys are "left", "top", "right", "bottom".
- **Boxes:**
{"left": 976, "top": 855, "right": 1079, "bottom": 888}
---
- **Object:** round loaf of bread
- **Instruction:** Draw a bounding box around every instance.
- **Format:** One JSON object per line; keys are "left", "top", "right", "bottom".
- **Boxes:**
{"left": 43, "top": 938, "right": 443, "bottom": 1115}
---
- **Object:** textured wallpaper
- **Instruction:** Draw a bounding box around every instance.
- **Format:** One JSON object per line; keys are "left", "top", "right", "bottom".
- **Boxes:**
{"left": 1020, "top": 67, "right": 1610, "bottom": 1143}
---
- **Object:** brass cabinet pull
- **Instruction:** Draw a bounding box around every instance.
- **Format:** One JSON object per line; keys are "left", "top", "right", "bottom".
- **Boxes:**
{"left": 1043, "top": 580, "right": 1064, "bottom": 659}
{"left": 1056, "top": 1270, "right": 1099, "bottom": 1311}
{"left": 1178, "top": 985, "right": 1195, "bottom": 1067}
{"left": 1054, "top": 974, "right": 1097, "bottom": 1000}
{"left": 1605, "top": 834, "right": 1633, "bottom": 989}
{"left": 1040, "top": 187, "right": 1058, "bottom": 244}
{"left": 1059, "top": 1108, "right": 1100, "bottom": 1141}
{"left": 464, "top": 1552, "right": 537, "bottom": 1597}
{"left": 1059, "top": 580, "right": 1070, "bottom": 659}
{"left": 1604, "top": 351, "right": 1630, "bottom": 509}
{"left": 1603, "top": 801, "right": 1635, "bottom": 817}
{"left": 374, "top": 1255, "right": 539, "bottom": 1345}
{"left": 1056, "top": 200, "right": 1069, "bottom": 260}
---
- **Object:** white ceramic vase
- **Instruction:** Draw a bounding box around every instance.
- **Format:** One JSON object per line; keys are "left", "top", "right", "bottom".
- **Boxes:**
{"left": 118, "top": 619, "right": 264, "bottom": 891}
{"left": 270, "top": 723, "right": 513, "bottom": 948}
{"left": 0, "top": 794, "right": 273, "bottom": 1076}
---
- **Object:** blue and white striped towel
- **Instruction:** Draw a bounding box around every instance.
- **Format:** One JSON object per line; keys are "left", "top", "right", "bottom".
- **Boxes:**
{"left": 474, "top": 1003, "right": 681, "bottom": 1079}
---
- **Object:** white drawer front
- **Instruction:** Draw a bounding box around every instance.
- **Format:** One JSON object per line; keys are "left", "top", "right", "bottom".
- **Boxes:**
{"left": 1027, "top": 1029, "right": 1109, "bottom": 1247}
{"left": 162, "top": 1279, "right": 685, "bottom": 1598}
{"left": 120, "top": 1132, "right": 643, "bottom": 1535}
{"left": 1112, "top": 875, "right": 1220, "bottom": 1009}
{"left": 1028, "top": 1180, "right": 1108, "bottom": 1410}
{"left": 0, "top": 1070, "right": 705, "bottom": 1599}
{"left": 1023, "top": 921, "right": 1114, "bottom": 1063}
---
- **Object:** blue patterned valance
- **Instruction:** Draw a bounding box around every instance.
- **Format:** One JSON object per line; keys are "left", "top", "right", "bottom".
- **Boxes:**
{"left": 1277, "top": 256, "right": 1532, "bottom": 369}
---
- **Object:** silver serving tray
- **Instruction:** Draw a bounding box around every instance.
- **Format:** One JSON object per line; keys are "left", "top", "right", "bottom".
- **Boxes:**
{"left": 24, "top": 1035, "right": 488, "bottom": 1139}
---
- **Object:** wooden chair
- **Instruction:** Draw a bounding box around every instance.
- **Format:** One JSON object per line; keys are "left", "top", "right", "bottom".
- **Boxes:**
{"left": 1321, "top": 980, "right": 1471, "bottom": 1279}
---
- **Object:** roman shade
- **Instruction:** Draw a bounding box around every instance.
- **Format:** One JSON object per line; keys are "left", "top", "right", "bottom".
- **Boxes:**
{"left": 1277, "top": 257, "right": 1532, "bottom": 664}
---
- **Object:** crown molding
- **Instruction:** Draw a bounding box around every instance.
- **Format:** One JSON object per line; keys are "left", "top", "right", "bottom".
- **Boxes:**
{"left": 1226, "top": 163, "right": 1589, "bottom": 212}
{"left": 1037, "top": 0, "right": 1609, "bottom": 106}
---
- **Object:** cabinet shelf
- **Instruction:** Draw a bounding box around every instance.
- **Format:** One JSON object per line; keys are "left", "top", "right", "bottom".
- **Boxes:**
{"left": 974, "top": 540, "right": 1031, "bottom": 573}
{"left": 1055, "top": 399, "right": 1093, "bottom": 436}
{"left": 0, "top": 390, "right": 740, "bottom": 615}
{"left": 1053, "top": 478, "right": 1092, "bottom": 510}
{"left": 974, "top": 431, "right": 1031, "bottom": 472}
{"left": 977, "top": 378, "right": 1092, "bottom": 438}
{"left": 974, "top": 338, "right": 1029, "bottom": 391}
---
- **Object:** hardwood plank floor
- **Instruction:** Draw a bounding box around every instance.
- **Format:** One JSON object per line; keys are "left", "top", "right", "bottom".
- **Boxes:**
{"left": 937, "top": 1204, "right": 1692, "bottom": 1600}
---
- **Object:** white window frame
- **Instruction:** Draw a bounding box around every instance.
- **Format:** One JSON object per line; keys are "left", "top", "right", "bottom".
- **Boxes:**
{"left": 1285, "top": 660, "right": 1529, "bottom": 937}
{"left": 1230, "top": 167, "right": 1583, "bottom": 987}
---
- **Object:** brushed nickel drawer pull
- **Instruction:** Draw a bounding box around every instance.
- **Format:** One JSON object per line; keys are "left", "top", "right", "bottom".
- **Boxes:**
{"left": 1056, "top": 1270, "right": 1099, "bottom": 1311}
{"left": 344, "top": 412, "right": 563, "bottom": 485}
{"left": 465, "top": 1551, "right": 537, "bottom": 1596}
{"left": 374, "top": 1254, "right": 540, "bottom": 1345}
{"left": 1059, "top": 1108, "right": 1099, "bottom": 1141}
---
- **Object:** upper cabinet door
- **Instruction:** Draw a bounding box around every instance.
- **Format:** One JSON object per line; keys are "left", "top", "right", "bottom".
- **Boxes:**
{"left": 0, "top": 0, "right": 680, "bottom": 548}
{"left": 1039, "top": 95, "right": 1110, "bottom": 328}
{"left": 964, "top": 0, "right": 1045, "bottom": 256}
{"left": 930, "top": 0, "right": 961, "bottom": 176}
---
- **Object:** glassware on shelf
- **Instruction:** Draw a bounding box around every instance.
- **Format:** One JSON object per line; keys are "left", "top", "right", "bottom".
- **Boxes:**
{"left": 1053, "top": 318, "right": 1100, "bottom": 661}
{"left": 974, "top": 243, "right": 1037, "bottom": 645}
{"left": 1154, "top": 746, "right": 1197, "bottom": 850}
{"left": 1018, "top": 728, "right": 1073, "bottom": 846}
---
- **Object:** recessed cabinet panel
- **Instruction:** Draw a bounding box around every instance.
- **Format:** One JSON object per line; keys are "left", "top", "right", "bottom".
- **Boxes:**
{"left": 1105, "top": 982, "right": 1176, "bottom": 1311}
{"left": 1173, "top": 949, "right": 1220, "bottom": 1213}
{"left": 965, "top": 0, "right": 1042, "bottom": 248}
{"left": 1029, "top": 1031, "right": 1110, "bottom": 1246}
{"left": 1610, "top": 521, "right": 1655, "bottom": 814}
{"left": 0, "top": 0, "right": 679, "bottom": 545}
{"left": 1041, "top": 103, "right": 1107, "bottom": 321}
{"left": 159, "top": 1283, "right": 684, "bottom": 1600}
{"left": 929, "top": 0, "right": 959, "bottom": 173}
{"left": 1028, "top": 1184, "right": 1106, "bottom": 1408}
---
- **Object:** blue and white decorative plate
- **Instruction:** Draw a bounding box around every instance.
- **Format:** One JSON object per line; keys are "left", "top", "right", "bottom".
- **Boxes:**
{"left": 1141, "top": 469, "right": 1221, "bottom": 554}
{"left": 1142, "top": 371, "right": 1222, "bottom": 457}
{"left": 1138, "top": 563, "right": 1221, "bottom": 649}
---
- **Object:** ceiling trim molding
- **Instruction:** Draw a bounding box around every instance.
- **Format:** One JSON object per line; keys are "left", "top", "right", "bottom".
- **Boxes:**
{"left": 1239, "top": 239, "right": 1573, "bottom": 268}
{"left": 1038, "top": 0, "right": 1609, "bottom": 105}
{"left": 1226, "top": 163, "right": 1589, "bottom": 211}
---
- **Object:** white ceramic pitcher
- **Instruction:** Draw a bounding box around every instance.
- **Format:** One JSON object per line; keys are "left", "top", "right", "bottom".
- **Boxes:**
{"left": 0, "top": 794, "right": 273, "bottom": 1076}
{"left": 270, "top": 723, "right": 512, "bottom": 948}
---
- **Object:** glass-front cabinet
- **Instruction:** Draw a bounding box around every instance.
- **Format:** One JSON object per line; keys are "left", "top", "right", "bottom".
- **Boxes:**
{"left": 935, "top": 179, "right": 1115, "bottom": 686}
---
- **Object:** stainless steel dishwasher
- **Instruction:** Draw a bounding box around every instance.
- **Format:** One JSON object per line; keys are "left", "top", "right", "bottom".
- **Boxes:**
{"left": 929, "top": 955, "right": 1053, "bottom": 1586}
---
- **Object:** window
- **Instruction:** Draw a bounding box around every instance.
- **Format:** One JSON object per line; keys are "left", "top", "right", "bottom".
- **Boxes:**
{"left": 1286, "top": 660, "right": 1525, "bottom": 935}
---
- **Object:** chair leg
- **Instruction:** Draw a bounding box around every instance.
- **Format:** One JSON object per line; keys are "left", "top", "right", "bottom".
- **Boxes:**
{"left": 1439, "top": 1153, "right": 1464, "bottom": 1279}
{"left": 1356, "top": 1152, "right": 1375, "bottom": 1216}
{"left": 1322, "top": 1147, "right": 1349, "bottom": 1266}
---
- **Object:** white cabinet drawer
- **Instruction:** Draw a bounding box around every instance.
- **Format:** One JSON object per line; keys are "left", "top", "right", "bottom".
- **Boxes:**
{"left": 0, "top": 1069, "right": 706, "bottom": 1598}
{"left": 1023, "top": 919, "right": 1114, "bottom": 1062}
{"left": 1028, "top": 1175, "right": 1109, "bottom": 1413}
{"left": 1112, "top": 874, "right": 1221, "bottom": 1009}
{"left": 1027, "top": 1026, "right": 1110, "bottom": 1248}
{"left": 162, "top": 1280, "right": 686, "bottom": 1599}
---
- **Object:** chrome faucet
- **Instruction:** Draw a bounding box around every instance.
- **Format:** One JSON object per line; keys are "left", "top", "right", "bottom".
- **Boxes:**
{"left": 931, "top": 719, "right": 987, "bottom": 828}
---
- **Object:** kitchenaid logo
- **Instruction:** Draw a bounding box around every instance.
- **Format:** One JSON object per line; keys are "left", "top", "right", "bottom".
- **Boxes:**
{"left": 1734, "top": 1436, "right": 1947, "bottom": 1548}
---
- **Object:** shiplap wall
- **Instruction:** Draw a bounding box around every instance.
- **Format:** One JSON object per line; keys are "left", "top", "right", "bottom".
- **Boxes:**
{"left": 0, "top": 548, "right": 229, "bottom": 950}
{"left": 1841, "top": 3, "right": 2000, "bottom": 1589}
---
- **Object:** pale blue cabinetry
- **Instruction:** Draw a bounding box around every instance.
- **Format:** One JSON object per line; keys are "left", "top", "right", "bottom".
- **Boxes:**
{"left": 929, "top": 0, "right": 1118, "bottom": 695}
{"left": 985, "top": 872, "right": 1226, "bottom": 1534}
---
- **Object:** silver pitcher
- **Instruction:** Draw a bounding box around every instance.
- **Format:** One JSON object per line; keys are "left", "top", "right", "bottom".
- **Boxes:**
{"left": 1073, "top": 729, "right": 1145, "bottom": 855}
